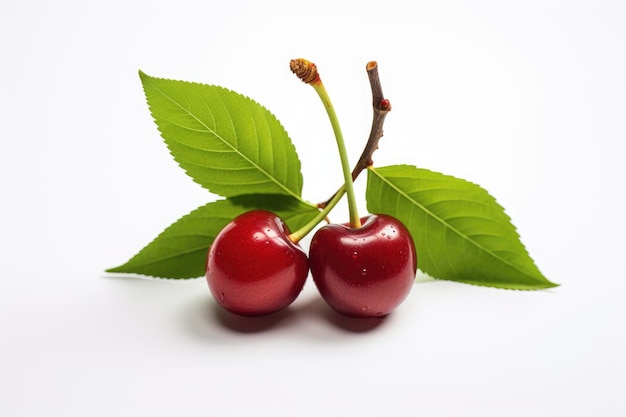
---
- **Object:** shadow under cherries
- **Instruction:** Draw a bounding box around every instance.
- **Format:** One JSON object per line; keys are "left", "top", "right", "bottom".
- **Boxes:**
{"left": 209, "top": 295, "right": 388, "bottom": 334}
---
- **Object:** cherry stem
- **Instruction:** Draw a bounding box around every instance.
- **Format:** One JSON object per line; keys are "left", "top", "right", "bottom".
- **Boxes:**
{"left": 310, "top": 81, "right": 361, "bottom": 228}
{"left": 319, "top": 61, "right": 391, "bottom": 209}
{"left": 288, "top": 184, "right": 346, "bottom": 243}
{"left": 287, "top": 59, "right": 391, "bottom": 243}
{"left": 289, "top": 58, "right": 361, "bottom": 229}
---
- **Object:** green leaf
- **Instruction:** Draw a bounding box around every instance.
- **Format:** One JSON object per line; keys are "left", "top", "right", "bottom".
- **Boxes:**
{"left": 366, "top": 165, "right": 557, "bottom": 290}
{"left": 106, "top": 195, "right": 319, "bottom": 279}
{"left": 139, "top": 71, "right": 304, "bottom": 199}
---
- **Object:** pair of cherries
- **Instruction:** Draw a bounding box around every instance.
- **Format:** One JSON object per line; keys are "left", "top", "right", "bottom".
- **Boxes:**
{"left": 206, "top": 210, "right": 417, "bottom": 318}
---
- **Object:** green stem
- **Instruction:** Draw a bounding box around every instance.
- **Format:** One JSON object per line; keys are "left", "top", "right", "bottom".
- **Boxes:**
{"left": 289, "top": 184, "right": 346, "bottom": 243}
{"left": 310, "top": 81, "right": 361, "bottom": 228}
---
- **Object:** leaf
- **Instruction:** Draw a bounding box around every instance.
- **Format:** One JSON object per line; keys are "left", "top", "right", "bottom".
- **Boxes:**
{"left": 106, "top": 195, "right": 319, "bottom": 279}
{"left": 366, "top": 165, "right": 557, "bottom": 290}
{"left": 139, "top": 71, "right": 304, "bottom": 200}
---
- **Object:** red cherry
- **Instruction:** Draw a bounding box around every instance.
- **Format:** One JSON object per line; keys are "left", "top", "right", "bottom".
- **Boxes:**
{"left": 206, "top": 210, "right": 309, "bottom": 316}
{"left": 309, "top": 214, "right": 417, "bottom": 318}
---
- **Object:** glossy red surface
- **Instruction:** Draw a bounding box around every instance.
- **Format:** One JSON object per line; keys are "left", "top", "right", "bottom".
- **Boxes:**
{"left": 206, "top": 210, "right": 309, "bottom": 316}
{"left": 309, "top": 214, "right": 417, "bottom": 318}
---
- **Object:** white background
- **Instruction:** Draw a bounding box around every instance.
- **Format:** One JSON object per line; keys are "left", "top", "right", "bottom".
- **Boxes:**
{"left": 2, "top": 1, "right": 625, "bottom": 416}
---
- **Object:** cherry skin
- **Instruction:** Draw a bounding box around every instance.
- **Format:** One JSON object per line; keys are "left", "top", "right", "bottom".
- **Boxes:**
{"left": 309, "top": 214, "right": 417, "bottom": 318}
{"left": 206, "top": 210, "right": 309, "bottom": 317}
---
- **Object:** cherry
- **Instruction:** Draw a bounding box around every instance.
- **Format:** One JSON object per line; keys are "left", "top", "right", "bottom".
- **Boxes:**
{"left": 309, "top": 214, "right": 417, "bottom": 318}
{"left": 206, "top": 210, "right": 309, "bottom": 316}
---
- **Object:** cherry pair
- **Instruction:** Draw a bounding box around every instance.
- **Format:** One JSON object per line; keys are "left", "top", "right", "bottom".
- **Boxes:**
{"left": 206, "top": 210, "right": 416, "bottom": 318}
{"left": 207, "top": 59, "right": 417, "bottom": 318}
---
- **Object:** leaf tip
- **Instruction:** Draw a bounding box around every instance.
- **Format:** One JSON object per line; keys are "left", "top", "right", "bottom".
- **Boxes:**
{"left": 542, "top": 279, "right": 561, "bottom": 289}
{"left": 105, "top": 265, "right": 124, "bottom": 274}
{"left": 138, "top": 69, "right": 150, "bottom": 82}
{"left": 497, "top": 277, "right": 561, "bottom": 291}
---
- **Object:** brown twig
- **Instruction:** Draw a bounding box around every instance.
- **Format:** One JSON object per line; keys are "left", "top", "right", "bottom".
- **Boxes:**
{"left": 318, "top": 61, "right": 392, "bottom": 208}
